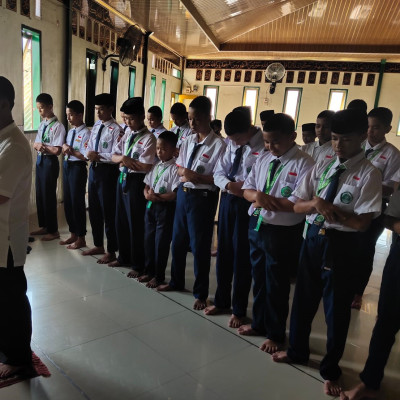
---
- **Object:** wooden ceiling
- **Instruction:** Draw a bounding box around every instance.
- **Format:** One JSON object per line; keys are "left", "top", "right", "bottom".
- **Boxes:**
{"left": 100, "top": 0, "right": 400, "bottom": 61}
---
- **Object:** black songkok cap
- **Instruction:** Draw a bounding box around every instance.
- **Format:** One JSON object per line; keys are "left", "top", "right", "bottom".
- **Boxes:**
{"left": 120, "top": 97, "right": 145, "bottom": 115}
{"left": 302, "top": 123, "right": 316, "bottom": 132}
{"left": 224, "top": 109, "right": 251, "bottom": 136}
{"left": 94, "top": 93, "right": 114, "bottom": 107}
{"left": 0, "top": 76, "right": 15, "bottom": 109}
{"left": 259, "top": 110, "right": 274, "bottom": 121}
{"left": 331, "top": 109, "right": 368, "bottom": 135}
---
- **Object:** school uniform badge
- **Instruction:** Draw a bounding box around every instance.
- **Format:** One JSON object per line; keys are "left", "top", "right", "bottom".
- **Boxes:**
{"left": 281, "top": 186, "right": 293, "bottom": 198}
{"left": 196, "top": 165, "right": 205, "bottom": 174}
{"left": 340, "top": 191, "right": 353, "bottom": 204}
{"left": 132, "top": 152, "right": 139, "bottom": 160}
{"left": 159, "top": 186, "right": 167, "bottom": 194}
{"left": 102, "top": 142, "right": 108, "bottom": 149}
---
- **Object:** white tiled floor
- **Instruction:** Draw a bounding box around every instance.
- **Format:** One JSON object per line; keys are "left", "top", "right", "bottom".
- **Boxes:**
{"left": 2, "top": 210, "right": 400, "bottom": 399}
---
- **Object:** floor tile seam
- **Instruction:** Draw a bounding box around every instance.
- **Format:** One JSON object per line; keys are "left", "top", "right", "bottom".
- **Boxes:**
{"left": 31, "top": 338, "right": 92, "bottom": 400}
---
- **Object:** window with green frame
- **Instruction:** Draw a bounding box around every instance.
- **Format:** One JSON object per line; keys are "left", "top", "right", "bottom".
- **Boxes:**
{"left": 128, "top": 67, "right": 136, "bottom": 97}
{"left": 22, "top": 26, "right": 41, "bottom": 131}
{"left": 328, "top": 89, "right": 348, "bottom": 111}
{"left": 283, "top": 88, "right": 302, "bottom": 128}
{"left": 204, "top": 85, "right": 219, "bottom": 119}
{"left": 242, "top": 87, "right": 259, "bottom": 124}
{"left": 149, "top": 75, "right": 156, "bottom": 107}
{"left": 160, "top": 79, "right": 166, "bottom": 116}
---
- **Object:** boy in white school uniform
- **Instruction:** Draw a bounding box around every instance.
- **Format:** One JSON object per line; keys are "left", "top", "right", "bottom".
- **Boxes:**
{"left": 140, "top": 131, "right": 180, "bottom": 288}
{"left": 301, "top": 110, "right": 335, "bottom": 163}
{"left": 31, "top": 93, "right": 66, "bottom": 241}
{"left": 110, "top": 97, "right": 156, "bottom": 277}
{"left": 272, "top": 109, "right": 382, "bottom": 397}
{"left": 158, "top": 96, "right": 226, "bottom": 310}
{"left": 147, "top": 105, "right": 167, "bottom": 138}
{"left": 204, "top": 108, "right": 264, "bottom": 328}
{"left": 237, "top": 113, "right": 315, "bottom": 353}
{"left": 82, "top": 93, "right": 120, "bottom": 264}
{"left": 352, "top": 107, "right": 400, "bottom": 309}
{"left": 60, "top": 100, "right": 90, "bottom": 250}
{"left": 170, "top": 102, "right": 192, "bottom": 148}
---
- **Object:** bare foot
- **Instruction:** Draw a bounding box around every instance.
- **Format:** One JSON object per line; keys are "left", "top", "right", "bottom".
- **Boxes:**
{"left": 229, "top": 314, "right": 245, "bottom": 328}
{"left": 157, "top": 283, "right": 174, "bottom": 292}
{"left": 67, "top": 237, "right": 86, "bottom": 250}
{"left": 260, "top": 339, "right": 281, "bottom": 354}
{"left": 41, "top": 231, "right": 60, "bottom": 241}
{"left": 127, "top": 269, "right": 141, "bottom": 278}
{"left": 204, "top": 305, "right": 220, "bottom": 315}
{"left": 30, "top": 228, "right": 47, "bottom": 235}
{"left": 108, "top": 260, "right": 123, "bottom": 267}
{"left": 194, "top": 299, "right": 207, "bottom": 310}
{"left": 97, "top": 252, "right": 116, "bottom": 264}
{"left": 82, "top": 246, "right": 105, "bottom": 256}
{"left": 137, "top": 274, "right": 151, "bottom": 283}
{"left": 60, "top": 235, "right": 77, "bottom": 245}
{"left": 146, "top": 278, "right": 160, "bottom": 288}
{"left": 324, "top": 380, "right": 342, "bottom": 397}
{"left": 0, "top": 363, "right": 25, "bottom": 378}
{"left": 340, "top": 382, "right": 378, "bottom": 400}
{"left": 237, "top": 324, "right": 260, "bottom": 336}
{"left": 271, "top": 350, "right": 292, "bottom": 363}
{"left": 351, "top": 295, "right": 363, "bottom": 310}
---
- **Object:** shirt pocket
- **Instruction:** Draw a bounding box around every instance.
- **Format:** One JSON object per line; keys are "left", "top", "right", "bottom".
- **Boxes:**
{"left": 101, "top": 132, "right": 114, "bottom": 150}
{"left": 335, "top": 183, "right": 361, "bottom": 210}
{"left": 157, "top": 180, "right": 169, "bottom": 194}
{"left": 277, "top": 179, "right": 296, "bottom": 198}
{"left": 131, "top": 146, "right": 145, "bottom": 160}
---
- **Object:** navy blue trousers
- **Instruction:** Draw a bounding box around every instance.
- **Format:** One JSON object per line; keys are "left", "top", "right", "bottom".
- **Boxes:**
{"left": 88, "top": 163, "right": 119, "bottom": 253}
{"left": 116, "top": 173, "right": 146, "bottom": 271}
{"left": 35, "top": 155, "right": 59, "bottom": 233}
{"left": 63, "top": 161, "right": 87, "bottom": 237}
{"left": 355, "top": 201, "right": 387, "bottom": 296}
{"left": 0, "top": 248, "right": 32, "bottom": 366}
{"left": 169, "top": 186, "right": 218, "bottom": 300}
{"left": 249, "top": 217, "right": 303, "bottom": 343}
{"left": 144, "top": 201, "right": 176, "bottom": 283}
{"left": 288, "top": 224, "right": 360, "bottom": 381}
{"left": 214, "top": 193, "right": 252, "bottom": 317}
{"left": 360, "top": 236, "right": 400, "bottom": 390}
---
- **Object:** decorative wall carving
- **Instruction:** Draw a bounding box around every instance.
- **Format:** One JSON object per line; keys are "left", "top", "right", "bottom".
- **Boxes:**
{"left": 204, "top": 70, "right": 211, "bottom": 81}
{"left": 255, "top": 71, "right": 262, "bottom": 83}
{"left": 320, "top": 72, "right": 328, "bottom": 84}
{"left": 354, "top": 73, "right": 363, "bottom": 86}
{"left": 79, "top": 14, "right": 85, "bottom": 39}
{"left": 297, "top": 71, "right": 305, "bottom": 84}
{"left": 286, "top": 71, "right": 294, "bottom": 83}
{"left": 72, "top": 10, "right": 78, "bottom": 36}
{"left": 215, "top": 70, "right": 222, "bottom": 81}
{"left": 196, "top": 69, "right": 203, "bottom": 81}
{"left": 6, "top": 0, "right": 17, "bottom": 12}
{"left": 308, "top": 71, "right": 316, "bottom": 84}
{"left": 343, "top": 73, "right": 351, "bottom": 85}
{"left": 234, "top": 70, "right": 242, "bottom": 82}
{"left": 86, "top": 18, "right": 92, "bottom": 42}
{"left": 93, "top": 22, "right": 99, "bottom": 45}
{"left": 20, "top": 0, "right": 30, "bottom": 17}
{"left": 224, "top": 70, "right": 231, "bottom": 81}
{"left": 366, "top": 74, "right": 376, "bottom": 86}
{"left": 244, "top": 70, "right": 252, "bottom": 82}
{"left": 331, "top": 72, "right": 339, "bottom": 84}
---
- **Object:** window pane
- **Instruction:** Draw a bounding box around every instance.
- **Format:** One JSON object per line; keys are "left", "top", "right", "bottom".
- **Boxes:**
{"left": 283, "top": 88, "right": 302, "bottom": 125}
{"left": 204, "top": 86, "right": 219, "bottom": 119}
{"left": 243, "top": 88, "right": 259, "bottom": 124}
{"left": 129, "top": 67, "right": 136, "bottom": 97}
{"left": 160, "top": 79, "right": 166, "bottom": 116}
{"left": 328, "top": 90, "right": 347, "bottom": 111}
{"left": 150, "top": 75, "right": 156, "bottom": 106}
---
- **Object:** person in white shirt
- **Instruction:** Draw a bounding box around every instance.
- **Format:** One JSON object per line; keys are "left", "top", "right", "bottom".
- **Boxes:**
{"left": 158, "top": 96, "right": 226, "bottom": 310}
{"left": 352, "top": 107, "right": 400, "bottom": 309}
{"left": 301, "top": 123, "right": 316, "bottom": 145}
{"left": 301, "top": 110, "right": 335, "bottom": 163}
{"left": 60, "top": 100, "right": 90, "bottom": 250}
{"left": 204, "top": 109, "right": 264, "bottom": 328}
{"left": 237, "top": 113, "right": 315, "bottom": 354}
{"left": 82, "top": 93, "right": 120, "bottom": 264}
{"left": 147, "top": 105, "right": 167, "bottom": 138}
{"left": 0, "top": 77, "right": 33, "bottom": 378}
{"left": 111, "top": 97, "right": 156, "bottom": 277}
{"left": 31, "top": 93, "right": 65, "bottom": 241}
{"left": 170, "top": 102, "right": 192, "bottom": 148}
{"left": 272, "top": 109, "right": 382, "bottom": 397}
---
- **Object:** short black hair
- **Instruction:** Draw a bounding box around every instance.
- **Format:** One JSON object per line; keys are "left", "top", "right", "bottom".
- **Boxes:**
{"left": 302, "top": 123, "right": 316, "bottom": 132}
{"left": 170, "top": 102, "right": 187, "bottom": 116}
{"left": 224, "top": 110, "right": 251, "bottom": 136}
{"left": 36, "top": 93, "right": 53, "bottom": 106}
{"left": 158, "top": 130, "right": 178, "bottom": 147}
{"left": 67, "top": 100, "right": 84, "bottom": 115}
{"left": 331, "top": 109, "right": 368, "bottom": 135}
{"left": 148, "top": 105, "right": 163, "bottom": 120}
{"left": 263, "top": 113, "right": 295, "bottom": 135}
{"left": 210, "top": 119, "right": 222, "bottom": 130}
{"left": 189, "top": 96, "right": 211, "bottom": 115}
{"left": 94, "top": 93, "right": 114, "bottom": 107}
{"left": 120, "top": 97, "right": 145, "bottom": 115}
{"left": 0, "top": 76, "right": 15, "bottom": 110}
{"left": 317, "top": 110, "right": 335, "bottom": 123}
{"left": 368, "top": 107, "right": 393, "bottom": 126}
{"left": 347, "top": 99, "right": 368, "bottom": 113}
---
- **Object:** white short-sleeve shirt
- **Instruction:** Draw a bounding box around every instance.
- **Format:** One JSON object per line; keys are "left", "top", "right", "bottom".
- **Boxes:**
{"left": 301, "top": 140, "right": 335, "bottom": 164}
{"left": 150, "top": 125, "right": 167, "bottom": 139}
{"left": 144, "top": 158, "right": 180, "bottom": 194}
{"left": 0, "top": 123, "right": 32, "bottom": 267}
{"left": 214, "top": 127, "right": 265, "bottom": 193}
{"left": 242, "top": 144, "right": 315, "bottom": 226}
{"left": 385, "top": 190, "right": 400, "bottom": 218}
{"left": 64, "top": 124, "right": 90, "bottom": 161}
{"left": 34, "top": 116, "right": 65, "bottom": 150}
{"left": 292, "top": 151, "right": 382, "bottom": 232}
{"left": 113, "top": 127, "right": 156, "bottom": 174}
{"left": 86, "top": 119, "right": 120, "bottom": 163}
{"left": 171, "top": 122, "right": 192, "bottom": 148}
{"left": 176, "top": 131, "right": 227, "bottom": 191}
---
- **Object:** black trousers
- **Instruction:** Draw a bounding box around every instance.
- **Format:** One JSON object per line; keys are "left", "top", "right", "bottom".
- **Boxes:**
{"left": 0, "top": 249, "right": 32, "bottom": 366}
{"left": 35, "top": 155, "right": 59, "bottom": 233}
